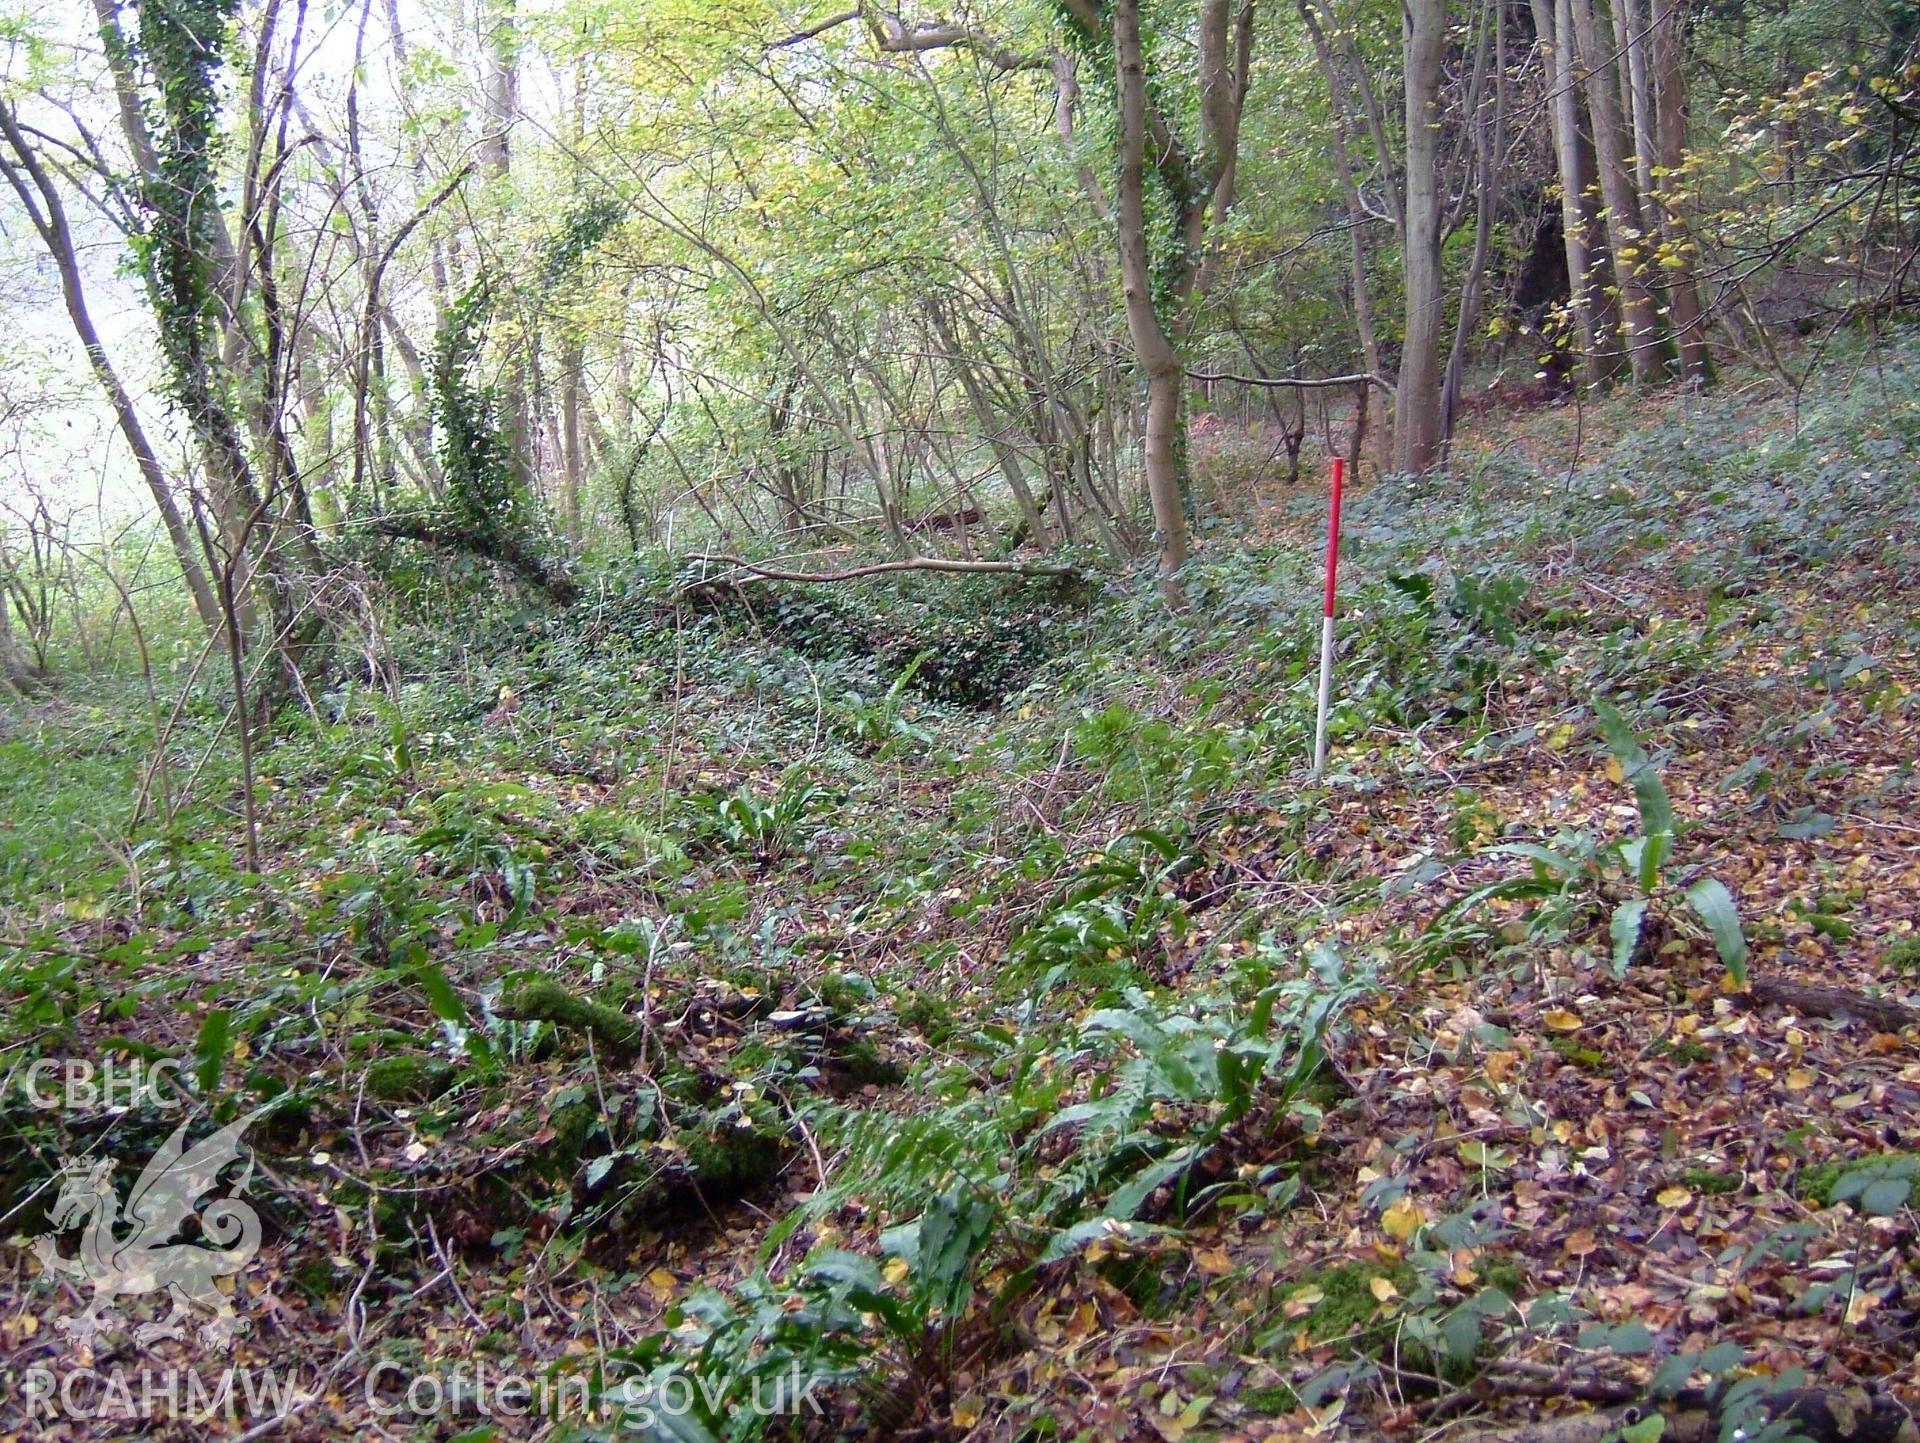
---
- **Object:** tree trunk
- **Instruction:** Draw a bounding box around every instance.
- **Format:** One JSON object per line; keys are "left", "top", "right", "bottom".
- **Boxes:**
{"left": 1531, "top": 0, "right": 1610, "bottom": 387}
{"left": 1112, "top": 0, "right": 1192, "bottom": 600}
{"left": 1443, "top": 0, "right": 1502, "bottom": 447}
{"left": 1614, "top": 0, "right": 1657, "bottom": 201}
{"left": 1300, "top": 0, "right": 1392, "bottom": 468}
{"left": 1650, "top": 0, "right": 1713, "bottom": 383}
{"left": 560, "top": 335, "right": 587, "bottom": 541}
{"left": 0, "top": 104, "right": 223, "bottom": 636}
{"left": 1397, "top": 0, "right": 1448, "bottom": 474}
{"left": 480, "top": 0, "right": 533, "bottom": 488}
{"left": 1568, "top": 0, "right": 1668, "bottom": 382}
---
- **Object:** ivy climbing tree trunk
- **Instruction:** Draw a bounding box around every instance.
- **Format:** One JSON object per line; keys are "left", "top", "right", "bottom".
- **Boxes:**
{"left": 1059, "top": 0, "right": 1257, "bottom": 606}
{"left": 1111, "top": 0, "right": 1191, "bottom": 603}
{"left": 480, "top": 0, "right": 534, "bottom": 492}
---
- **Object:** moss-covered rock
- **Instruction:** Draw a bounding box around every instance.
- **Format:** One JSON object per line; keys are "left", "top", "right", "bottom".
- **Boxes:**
{"left": 496, "top": 978, "right": 645, "bottom": 1061}
{"left": 363, "top": 1055, "right": 455, "bottom": 1102}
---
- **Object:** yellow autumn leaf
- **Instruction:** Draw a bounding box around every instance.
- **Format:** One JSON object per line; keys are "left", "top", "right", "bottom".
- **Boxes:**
{"left": 1283, "top": 1285, "right": 1325, "bottom": 1318}
{"left": 882, "top": 1257, "right": 912, "bottom": 1286}
{"left": 952, "top": 1396, "right": 983, "bottom": 1427}
{"left": 1194, "top": 1249, "right": 1234, "bottom": 1276}
{"left": 1543, "top": 1008, "right": 1583, "bottom": 1032}
{"left": 1369, "top": 1275, "right": 1399, "bottom": 1302}
{"left": 1785, "top": 1067, "right": 1816, "bottom": 1090}
{"left": 1605, "top": 756, "right": 1625, "bottom": 784}
{"left": 1382, "top": 1197, "right": 1425, "bottom": 1242}
{"left": 1546, "top": 722, "right": 1575, "bottom": 751}
{"left": 1656, "top": 1186, "right": 1693, "bottom": 1210}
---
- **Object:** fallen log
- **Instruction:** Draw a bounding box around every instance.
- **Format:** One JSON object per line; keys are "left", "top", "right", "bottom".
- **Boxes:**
{"left": 1744, "top": 978, "right": 1920, "bottom": 1033}
{"left": 675, "top": 553, "right": 1085, "bottom": 594}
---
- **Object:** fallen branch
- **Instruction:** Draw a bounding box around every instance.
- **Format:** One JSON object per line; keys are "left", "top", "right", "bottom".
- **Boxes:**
{"left": 1186, "top": 368, "right": 1396, "bottom": 397}
{"left": 1745, "top": 978, "right": 1920, "bottom": 1033}
{"left": 372, "top": 517, "right": 580, "bottom": 604}
{"left": 676, "top": 554, "right": 1085, "bottom": 593}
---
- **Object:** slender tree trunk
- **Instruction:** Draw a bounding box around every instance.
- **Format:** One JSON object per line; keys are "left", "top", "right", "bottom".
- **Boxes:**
{"left": 1300, "top": 0, "right": 1391, "bottom": 467}
{"left": 1568, "top": 0, "right": 1667, "bottom": 381}
{"left": 560, "top": 336, "right": 587, "bottom": 540}
{"left": 1444, "top": 0, "right": 1502, "bottom": 446}
{"left": 1398, "top": 0, "right": 1449, "bottom": 474}
{"left": 1615, "top": 0, "right": 1657, "bottom": 201}
{"left": 1112, "top": 0, "right": 1192, "bottom": 600}
{"left": 1531, "top": 0, "right": 1610, "bottom": 386}
{"left": 0, "top": 105, "right": 223, "bottom": 635}
{"left": 480, "top": 0, "right": 533, "bottom": 488}
{"left": 1650, "top": 0, "right": 1712, "bottom": 382}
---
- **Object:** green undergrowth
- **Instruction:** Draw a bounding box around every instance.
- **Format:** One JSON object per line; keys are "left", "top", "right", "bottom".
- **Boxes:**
{"left": 3, "top": 333, "right": 1920, "bottom": 1437}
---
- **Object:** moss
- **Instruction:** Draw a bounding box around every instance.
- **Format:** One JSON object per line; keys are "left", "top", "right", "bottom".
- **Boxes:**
{"left": 1680, "top": 1167, "right": 1743, "bottom": 1196}
{"left": 898, "top": 988, "right": 960, "bottom": 1045}
{"left": 1279, "top": 1260, "right": 1418, "bottom": 1352}
{"left": 1808, "top": 913, "right": 1854, "bottom": 942}
{"left": 1548, "top": 1037, "right": 1606, "bottom": 1069}
{"left": 833, "top": 1037, "right": 906, "bottom": 1088}
{"left": 1796, "top": 1150, "right": 1920, "bottom": 1207}
{"left": 348, "top": 1029, "right": 422, "bottom": 1054}
{"left": 362, "top": 1055, "right": 454, "bottom": 1102}
{"left": 1480, "top": 1255, "right": 1528, "bottom": 1297}
{"left": 1238, "top": 1385, "right": 1296, "bottom": 1417}
{"left": 682, "top": 1123, "right": 786, "bottom": 1198}
{"left": 1652, "top": 1038, "right": 1713, "bottom": 1065}
{"left": 1882, "top": 937, "right": 1920, "bottom": 975}
{"left": 496, "top": 978, "right": 644, "bottom": 1060}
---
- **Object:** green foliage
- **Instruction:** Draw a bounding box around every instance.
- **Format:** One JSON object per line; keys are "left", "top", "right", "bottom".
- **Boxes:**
{"left": 431, "top": 282, "right": 532, "bottom": 541}
{"left": 495, "top": 978, "right": 644, "bottom": 1061}
{"left": 1010, "top": 829, "right": 1191, "bottom": 982}
{"left": 1797, "top": 1152, "right": 1920, "bottom": 1212}
{"left": 1432, "top": 699, "right": 1748, "bottom": 986}
{"left": 692, "top": 771, "right": 832, "bottom": 861}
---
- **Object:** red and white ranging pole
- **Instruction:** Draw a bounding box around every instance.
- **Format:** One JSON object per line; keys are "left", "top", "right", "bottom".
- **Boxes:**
{"left": 1313, "top": 456, "right": 1346, "bottom": 780}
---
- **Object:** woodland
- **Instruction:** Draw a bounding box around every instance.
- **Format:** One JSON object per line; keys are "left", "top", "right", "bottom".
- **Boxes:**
{"left": 0, "top": 0, "right": 1917, "bottom": 1440}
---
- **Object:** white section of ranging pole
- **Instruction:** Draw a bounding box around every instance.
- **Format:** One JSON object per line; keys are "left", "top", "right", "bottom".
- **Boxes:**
{"left": 1313, "top": 613, "right": 1337, "bottom": 779}
{"left": 1312, "top": 456, "right": 1346, "bottom": 781}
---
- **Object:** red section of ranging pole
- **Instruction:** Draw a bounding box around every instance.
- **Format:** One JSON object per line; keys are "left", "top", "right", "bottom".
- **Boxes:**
{"left": 1323, "top": 457, "right": 1346, "bottom": 618}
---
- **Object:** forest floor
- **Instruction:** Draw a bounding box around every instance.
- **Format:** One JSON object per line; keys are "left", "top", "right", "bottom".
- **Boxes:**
{"left": 3, "top": 339, "right": 1919, "bottom": 1443}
